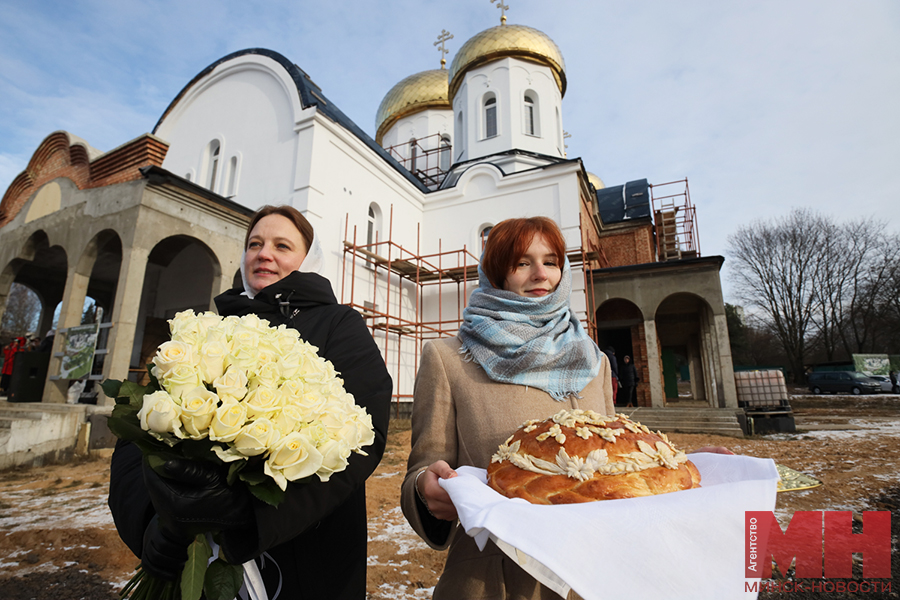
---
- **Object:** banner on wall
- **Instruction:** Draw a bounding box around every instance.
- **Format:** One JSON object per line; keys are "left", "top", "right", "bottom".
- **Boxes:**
{"left": 59, "top": 324, "right": 99, "bottom": 380}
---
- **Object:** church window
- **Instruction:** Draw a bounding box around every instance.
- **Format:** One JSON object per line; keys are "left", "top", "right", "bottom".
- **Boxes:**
{"left": 456, "top": 112, "right": 464, "bottom": 158}
{"left": 367, "top": 203, "right": 382, "bottom": 247}
{"left": 409, "top": 139, "right": 418, "bottom": 173}
{"left": 484, "top": 95, "right": 497, "bottom": 138}
{"left": 439, "top": 135, "right": 451, "bottom": 171}
{"left": 480, "top": 225, "right": 493, "bottom": 250}
{"left": 226, "top": 155, "right": 239, "bottom": 197}
{"left": 524, "top": 93, "right": 539, "bottom": 136}
{"left": 205, "top": 140, "right": 220, "bottom": 192}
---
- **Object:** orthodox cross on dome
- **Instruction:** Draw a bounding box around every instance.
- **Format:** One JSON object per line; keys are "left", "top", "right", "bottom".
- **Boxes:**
{"left": 563, "top": 131, "right": 571, "bottom": 156}
{"left": 434, "top": 29, "right": 454, "bottom": 69}
{"left": 491, "top": 0, "right": 509, "bottom": 25}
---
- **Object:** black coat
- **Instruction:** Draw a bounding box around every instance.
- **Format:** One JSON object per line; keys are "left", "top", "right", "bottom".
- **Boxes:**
{"left": 619, "top": 361, "right": 638, "bottom": 387}
{"left": 108, "top": 272, "right": 392, "bottom": 599}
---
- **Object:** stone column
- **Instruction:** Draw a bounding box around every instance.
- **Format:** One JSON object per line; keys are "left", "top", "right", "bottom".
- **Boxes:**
{"left": 43, "top": 269, "right": 90, "bottom": 404}
{"left": 713, "top": 313, "right": 738, "bottom": 408}
{"left": 643, "top": 319, "right": 665, "bottom": 408}
{"left": 100, "top": 246, "right": 149, "bottom": 405}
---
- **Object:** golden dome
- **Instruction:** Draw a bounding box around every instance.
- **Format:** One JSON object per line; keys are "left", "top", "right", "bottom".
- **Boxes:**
{"left": 587, "top": 172, "right": 606, "bottom": 190}
{"left": 375, "top": 69, "right": 450, "bottom": 145}
{"left": 448, "top": 24, "right": 566, "bottom": 100}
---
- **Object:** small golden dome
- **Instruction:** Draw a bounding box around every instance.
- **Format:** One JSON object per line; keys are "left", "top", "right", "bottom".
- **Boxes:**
{"left": 448, "top": 24, "right": 566, "bottom": 100}
{"left": 375, "top": 69, "right": 450, "bottom": 145}
{"left": 587, "top": 172, "right": 606, "bottom": 190}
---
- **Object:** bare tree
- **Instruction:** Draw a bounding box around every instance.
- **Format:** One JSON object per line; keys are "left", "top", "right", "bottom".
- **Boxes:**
{"left": 728, "top": 209, "right": 828, "bottom": 382}
{"left": 1, "top": 283, "right": 41, "bottom": 337}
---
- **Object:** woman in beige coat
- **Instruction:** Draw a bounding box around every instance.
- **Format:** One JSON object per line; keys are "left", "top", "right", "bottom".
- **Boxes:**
{"left": 401, "top": 217, "right": 614, "bottom": 600}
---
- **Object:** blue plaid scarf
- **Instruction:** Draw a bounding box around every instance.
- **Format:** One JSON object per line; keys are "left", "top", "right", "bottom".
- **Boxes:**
{"left": 458, "top": 258, "right": 604, "bottom": 401}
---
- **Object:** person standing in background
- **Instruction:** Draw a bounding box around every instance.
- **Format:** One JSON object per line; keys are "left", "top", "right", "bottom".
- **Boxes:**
{"left": 618, "top": 354, "right": 638, "bottom": 407}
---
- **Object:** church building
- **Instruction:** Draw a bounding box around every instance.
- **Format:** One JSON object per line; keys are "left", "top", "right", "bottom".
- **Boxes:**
{"left": 0, "top": 15, "right": 738, "bottom": 426}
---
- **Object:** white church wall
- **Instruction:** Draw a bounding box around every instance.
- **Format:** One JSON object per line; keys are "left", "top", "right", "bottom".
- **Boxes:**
{"left": 155, "top": 54, "right": 309, "bottom": 211}
{"left": 453, "top": 57, "right": 563, "bottom": 163}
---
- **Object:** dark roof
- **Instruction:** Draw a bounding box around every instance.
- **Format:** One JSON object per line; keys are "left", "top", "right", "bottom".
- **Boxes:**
{"left": 140, "top": 165, "right": 256, "bottom": 216}
{"left": 595, "top": 178, "right": 652, "bottom": 224}
{"left": 152, "top": 48, "right": 430, "bottom": 194}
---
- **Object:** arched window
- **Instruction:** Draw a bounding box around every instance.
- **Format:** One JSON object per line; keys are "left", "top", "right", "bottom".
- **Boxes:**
{"left": 439, "top": 135, "right": 451, "bottom": 171}
{"left": 456, "top": 112, "right": 464, "bottom": 158}
{"left": 524, "top": 93, "right": 538, "bottom": 136}
{"left": 226, "top": 155, "right": 239, "bottom": 197}
{"left": 409, "top": 139, "right": 418, "bottom": 174}
{"left": 484, "top": 95, "right": 497, "bottom": 138}
{"left": 480, "top": 225, "right": 493, "bottom": 250}
{"left": 205, "top": 140, "right": 220, "bottom": 192}
{"left": 367, "top": 203, "right": 382, "bottom": 247}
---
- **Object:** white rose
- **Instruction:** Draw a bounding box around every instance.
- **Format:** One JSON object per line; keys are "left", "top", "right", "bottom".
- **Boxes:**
{"left": 214, "top": 366, "right": 249, "bottom": 402}
{"left": 179, "top": 386, "right": 219, "bottom": 439}
{"left": 152, "top": 340, "right": 195, "bottom": 378}
{"left": 194, "top": 311, "right": 222, "bottom": 338}
{"left": 138, "top": 390, "right": 183, "bottom": 436}
{"left": 272, "top": 405, "right": 307, "bottom": 435}
{"left": 227, "top": 344, "right": 260, "bottom": 375}
{"left": 238, "top": 314, "right": 269, "bottom": 333}
{"left": 277, "top": 350, "right": 304, "bottom": 380}
{"left": 316, "top": 439, "right": 352, "bottom": 482}
{"left": 302, "top": 420, "right": 330, "bottom": 447}
{"left": 263, "top": 432, "right": 324, "bottom": 491}
{"left": 198, "top": 340, "right": 228, "bottom": 384}
{"left": 160, "top": 363, "right": 203, "bottom": 400}
{"left": 279, "top": 378, "right": 306, "bottom": 401}
{"left": 220, "top": 315, "right": 241, "bottom": 338}
{"left": 242, "top": 385, "right": 282, "bottom": 419}
{"left": 209, "top": 401, "right": 248, "bottom": 442}
{"left": 233, "top": 418, "right": 280, "bottom": 457}
{"left": 251, "top": 362, "right": 282, "bottom": 390}
{"left": 168, "top": 310, "right": 197, "bottom": 337}
{"left": 273, "top": 326, "right": 300, "bottom": 354}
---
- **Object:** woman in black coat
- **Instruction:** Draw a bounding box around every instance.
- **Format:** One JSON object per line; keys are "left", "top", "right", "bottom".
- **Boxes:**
{"left": 108, "top": 205, "right": 392, "bottom": 599}
{"left": 617, "top": 355, "right": 638, "bottom": 407}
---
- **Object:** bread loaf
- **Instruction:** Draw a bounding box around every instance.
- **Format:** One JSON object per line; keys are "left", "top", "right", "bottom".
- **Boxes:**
{"left": 487, "top": 409, "right": 700, "bottom": 504}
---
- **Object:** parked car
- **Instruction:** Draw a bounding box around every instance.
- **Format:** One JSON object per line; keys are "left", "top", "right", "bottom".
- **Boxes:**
{"left": 807, "top": 371, "right": 881, "bottom": 395}
{"left": 868, "top": 375, "right": 894, "bottom": 393}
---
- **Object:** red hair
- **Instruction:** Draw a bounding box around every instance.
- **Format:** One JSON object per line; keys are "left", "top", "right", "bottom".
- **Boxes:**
{"left": 481, "top": 217, "right": 567, "bottom": 289}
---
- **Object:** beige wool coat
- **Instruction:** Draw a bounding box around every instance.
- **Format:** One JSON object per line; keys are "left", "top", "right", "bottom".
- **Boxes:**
{"left": 401, "top": 337, "right": 614, "bottom": 600}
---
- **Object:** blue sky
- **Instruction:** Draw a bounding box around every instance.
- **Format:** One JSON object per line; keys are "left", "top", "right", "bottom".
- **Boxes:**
{"left": 1, "top": 0, "right": 898, "bottom": 302}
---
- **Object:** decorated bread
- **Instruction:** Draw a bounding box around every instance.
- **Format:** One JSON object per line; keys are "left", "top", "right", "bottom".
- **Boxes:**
{"left": 487, "top": 409, "right": 701, "bottom": 504}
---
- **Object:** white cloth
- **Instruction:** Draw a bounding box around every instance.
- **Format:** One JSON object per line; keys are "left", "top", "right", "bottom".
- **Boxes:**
{"left": 440, "top": 454, "right": 779, "bottom": 600}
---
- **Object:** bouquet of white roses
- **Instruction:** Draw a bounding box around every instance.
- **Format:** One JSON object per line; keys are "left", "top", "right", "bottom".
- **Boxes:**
{"left": 104, "top": 309, "right": 375, "bottom": 600}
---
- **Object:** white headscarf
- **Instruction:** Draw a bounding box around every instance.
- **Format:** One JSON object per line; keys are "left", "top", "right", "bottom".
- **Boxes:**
{"left": 240, "top": 233, "right": 324, "bottom": 298}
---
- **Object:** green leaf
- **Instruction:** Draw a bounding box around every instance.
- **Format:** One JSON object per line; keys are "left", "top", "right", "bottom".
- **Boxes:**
{"left": 238, "top": 470, "right": 268, "bottom": 485}
{"left": 181, "top": 534, "right": 212, "bottom": 600}
{"left": 146, "top": 362, "right": 160, "bottom": 389}
{"left": 119, "top": 380, "right": 155, "bottom": 409}
{"left": 226, "top": 460, "right": 247, "bottom": 486}
{"left": 247, "top": 478, "right": 285, "bottom": 507}
{"left": 106, "top": 409, "right": 152, "bottom": 444}
{"left": 204, "top": 559, "right": 244, "bottom": 600}
{"left": 100, "top": 378, "right": 123, "bottom": 400}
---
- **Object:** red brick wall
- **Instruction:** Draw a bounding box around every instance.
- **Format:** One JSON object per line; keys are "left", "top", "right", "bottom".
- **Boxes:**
{"left": 0, "top": 133, "right": 168, "bottom": 228}
{"left": 598, "top": 223, "right": 656, "bottom": 268}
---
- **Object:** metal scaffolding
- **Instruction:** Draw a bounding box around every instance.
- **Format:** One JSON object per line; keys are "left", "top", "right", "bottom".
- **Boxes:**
{"left": 341, "top": 207, "right": 603, "bottom": 413}
{"left": 650, "top": 178, "right": 700, "bottom": 261}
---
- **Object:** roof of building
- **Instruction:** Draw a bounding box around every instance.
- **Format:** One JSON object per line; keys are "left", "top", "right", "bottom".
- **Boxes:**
{"left": 375, "top": 69, "right": 451, "bottom": 145}
{"left": 595, "top": 178, "right": 652, "bottom": 224}
{"left": 152, "top": 48, "right": 430, "bottom": 194}
{"left": 448, "top": 24, "right": 566, "bottom": 100}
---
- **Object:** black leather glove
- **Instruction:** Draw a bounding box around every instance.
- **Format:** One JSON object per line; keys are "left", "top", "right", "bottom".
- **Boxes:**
{"left": 141, "top": 514, "right": 190, "bottom": 581}
{"left": 142, "top": 458, "right": 253, "bottom": 536}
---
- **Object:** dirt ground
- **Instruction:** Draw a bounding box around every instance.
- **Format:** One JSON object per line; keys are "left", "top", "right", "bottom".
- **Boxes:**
{"left": 0, "top": 394, "right": 898, "bottom": 599}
